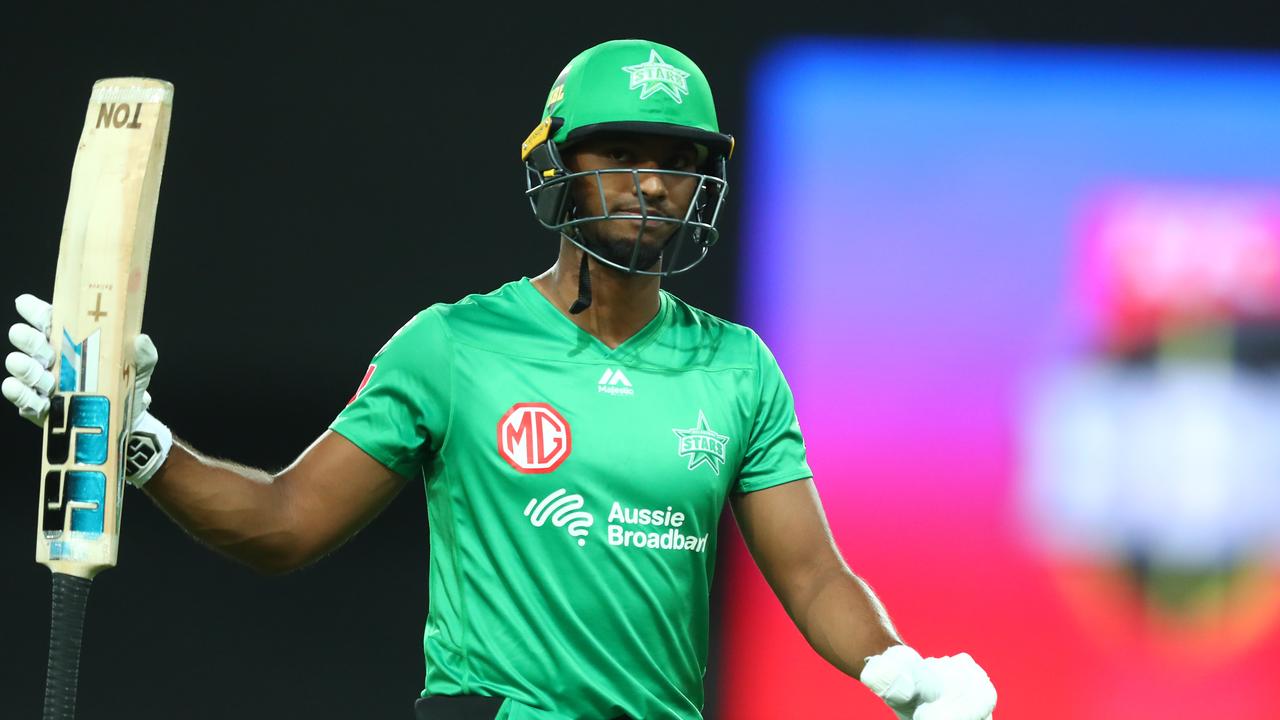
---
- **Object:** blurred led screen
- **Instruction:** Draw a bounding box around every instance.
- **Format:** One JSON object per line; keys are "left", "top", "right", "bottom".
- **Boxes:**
{"left": 719, "top": 41, "right": 1280, "bottom": 719}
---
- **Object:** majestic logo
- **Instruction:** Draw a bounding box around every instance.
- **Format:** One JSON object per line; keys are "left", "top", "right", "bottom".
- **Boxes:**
{"left": 672, "top": 410, "right": 730, "bottom": 475}
{"left": 498, "top": 402, "right": 572, "bottom": 473}
{"left": 597, "top": 368, "right": 634, "bottom": 396}
{"left": 621, "top": 50, "right": 691, "bottom": 104}
{"left": 524, "top": 488, "right": 594, "bottom": 547}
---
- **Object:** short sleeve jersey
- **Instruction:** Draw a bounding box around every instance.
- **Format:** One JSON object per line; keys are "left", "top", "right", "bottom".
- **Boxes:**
{"left": 330, "top": 278, "right": 811, "bottom": 720}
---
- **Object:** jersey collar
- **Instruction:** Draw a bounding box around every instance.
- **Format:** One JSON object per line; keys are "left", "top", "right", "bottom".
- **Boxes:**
{"left": 516, "top": 276, "right": 671, "bottom": 359}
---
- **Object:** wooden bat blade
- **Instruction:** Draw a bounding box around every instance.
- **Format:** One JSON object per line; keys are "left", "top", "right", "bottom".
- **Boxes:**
{"left": 35, "top": 77, "right": 174, "bottom": 580}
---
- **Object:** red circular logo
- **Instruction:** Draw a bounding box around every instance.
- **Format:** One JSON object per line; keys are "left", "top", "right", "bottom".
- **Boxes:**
{"left": 497, "top": 402, "right": 572, "bottom": 474}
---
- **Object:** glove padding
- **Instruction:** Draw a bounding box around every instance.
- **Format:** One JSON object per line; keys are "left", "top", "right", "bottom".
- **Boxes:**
{"left": 861, "top": 645, "right": 996, "bottom": 720}
{"left": 5, "top": 293, "right": 169, "bottom": 486}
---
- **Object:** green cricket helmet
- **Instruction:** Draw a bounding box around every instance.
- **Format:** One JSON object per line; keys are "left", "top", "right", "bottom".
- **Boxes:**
{"left": 521, "top": 38, "right": 734, "bottom": 278}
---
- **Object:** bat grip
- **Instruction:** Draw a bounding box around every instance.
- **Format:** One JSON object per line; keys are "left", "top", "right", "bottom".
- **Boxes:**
{"left": 42, "top": 572, "right": 93, "bottom": 720}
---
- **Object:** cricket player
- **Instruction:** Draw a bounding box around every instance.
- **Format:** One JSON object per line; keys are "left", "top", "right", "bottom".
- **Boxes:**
{"left": 7, "top": 39, "right": 997, "bottom": 720}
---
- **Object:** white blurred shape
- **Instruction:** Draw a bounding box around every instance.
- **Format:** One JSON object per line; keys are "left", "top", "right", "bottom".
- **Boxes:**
{"left": 1022, "top": 360, "right": 1280, "bottom": 567}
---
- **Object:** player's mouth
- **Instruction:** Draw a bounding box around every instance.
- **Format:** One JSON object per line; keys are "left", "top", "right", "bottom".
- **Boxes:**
{"left": 611, "top": 206, "right": 673, "bottom": 220}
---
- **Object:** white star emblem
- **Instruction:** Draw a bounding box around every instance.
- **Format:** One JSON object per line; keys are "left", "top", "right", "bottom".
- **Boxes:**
{"left": 672, "top": 410, "right": 730, "bottom": 475}
{"left": 621, "top": 50, "right": 691, "bottom": 104}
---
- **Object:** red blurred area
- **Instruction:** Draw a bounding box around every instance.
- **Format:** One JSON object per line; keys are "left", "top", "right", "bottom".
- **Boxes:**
{"left": 717, "top": 449, "right": 1280, "bottom": 719}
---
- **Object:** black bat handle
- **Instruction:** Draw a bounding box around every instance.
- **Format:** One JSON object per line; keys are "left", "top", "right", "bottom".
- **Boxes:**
{"left": 43, "top": 572, "right": 93, "bottom": 720}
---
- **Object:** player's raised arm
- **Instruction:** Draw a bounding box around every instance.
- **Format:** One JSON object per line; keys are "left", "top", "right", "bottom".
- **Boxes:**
{"left": 145, "top": 430, "right": 406, "bottom": 574}
{"left": 7, "top": 293, "right": 408, "bottom": 575}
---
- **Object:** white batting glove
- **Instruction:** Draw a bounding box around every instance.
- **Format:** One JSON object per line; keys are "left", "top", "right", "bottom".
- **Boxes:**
{"left": 4, "top": 293, "right": 171, "bottom": 487}
{"left": 860, "top": 645, "right": 996, "bottom": 720}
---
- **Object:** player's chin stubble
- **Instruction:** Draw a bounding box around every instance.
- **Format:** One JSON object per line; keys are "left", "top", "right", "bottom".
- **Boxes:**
{"left": 578, "top": 221, "right": 670, "bottom": 272}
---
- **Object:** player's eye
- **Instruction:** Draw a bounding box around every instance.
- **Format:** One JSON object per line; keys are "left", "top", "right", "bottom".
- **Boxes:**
{"left": 606, "top": 147, "right": 632, "bottom": 163}
{"left": 666, "top": 152, "right": 696, "bottom": 171}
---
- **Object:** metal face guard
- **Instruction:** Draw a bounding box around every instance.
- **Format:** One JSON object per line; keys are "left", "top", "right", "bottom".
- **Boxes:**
{"left": 524, "top": 163, "right": 728, "bottom": 276}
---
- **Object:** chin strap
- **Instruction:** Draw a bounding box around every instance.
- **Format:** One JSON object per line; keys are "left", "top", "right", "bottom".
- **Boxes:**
{"left": 569, "top": 251, "right": 592, "bottom": 315}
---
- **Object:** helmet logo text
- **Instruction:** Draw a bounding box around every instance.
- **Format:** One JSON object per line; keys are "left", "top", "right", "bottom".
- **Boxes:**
{"left": 621, "top": 50, "right": 691, "bottom": 104}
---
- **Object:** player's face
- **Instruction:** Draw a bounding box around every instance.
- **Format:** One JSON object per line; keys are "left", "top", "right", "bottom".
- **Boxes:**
{"left": 563, "top": 134, "right": 702, "bottom": 272}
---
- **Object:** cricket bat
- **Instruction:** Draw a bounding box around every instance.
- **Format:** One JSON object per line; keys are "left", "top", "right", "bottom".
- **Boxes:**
{"left": 36, "top": 77, "right": 173, "bottom": 720}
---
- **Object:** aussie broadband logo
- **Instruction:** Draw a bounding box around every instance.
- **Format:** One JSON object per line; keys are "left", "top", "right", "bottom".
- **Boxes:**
{"left": 607, "top": 502, "right": 709, "bottom": 553}
{"left": 525, "top": 488, "right": 594, "bottom": 547}
{"left": 523, "top": 493, "right": 709, "bottom": 553}
{"left": 498, "top": 402, "right": 571, "bottom": 473}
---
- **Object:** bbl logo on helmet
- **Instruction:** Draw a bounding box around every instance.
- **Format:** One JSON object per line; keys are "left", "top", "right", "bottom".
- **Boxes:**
{"left": 498, "top": 402, "right": 572, "bottom": 473}
{"left": 621, "top": 50, "right": 691, "bottom": 104}
{"left": 545, "top": 62, "right": 570, "bottom": 112}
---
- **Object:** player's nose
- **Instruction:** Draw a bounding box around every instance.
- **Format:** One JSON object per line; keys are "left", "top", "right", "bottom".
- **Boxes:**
{"left": 631, "top": 167, "right": 669, "bottom": 202}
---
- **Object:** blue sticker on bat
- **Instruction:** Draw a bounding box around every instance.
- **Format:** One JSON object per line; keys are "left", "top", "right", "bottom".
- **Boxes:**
{"left": 58, "top": 328, "right": 101, "bottom": 392}
{"left": 42, "top": 394, "right": 111, "bottom": 537}
{"left": 66, "top": 471, "right": 107, "bottom": 534}
{"left": 69, "top": 395, "right": 109, "bottom": 465}
{"left": 60, "top": 330, "right": 81, "bottom": 392}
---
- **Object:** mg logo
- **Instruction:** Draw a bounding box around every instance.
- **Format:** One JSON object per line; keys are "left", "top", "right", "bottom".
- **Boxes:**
{"left": 497, "top": 402, "right": 572, "bottom": 473}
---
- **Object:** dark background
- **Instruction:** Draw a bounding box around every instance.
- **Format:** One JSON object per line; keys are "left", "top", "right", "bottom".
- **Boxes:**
{"left": 3, "top": 2, "right": 1276, "bottom": 718}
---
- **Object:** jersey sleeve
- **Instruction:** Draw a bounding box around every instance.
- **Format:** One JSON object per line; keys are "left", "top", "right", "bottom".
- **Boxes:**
{"left": 328, "top": 308, "right": 452, "bottom": 479}
{"left": 734, "top": 332, "right": 813, "bottom": 494}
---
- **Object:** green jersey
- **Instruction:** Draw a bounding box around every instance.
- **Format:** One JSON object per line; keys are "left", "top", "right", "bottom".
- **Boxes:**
{"left": 330, "top": 278, "right": 810, "bottom": 720}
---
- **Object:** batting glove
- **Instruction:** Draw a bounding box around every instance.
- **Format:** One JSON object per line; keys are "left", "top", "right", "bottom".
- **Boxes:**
{"left": 4, "top": 293, "right": 172, "bottom": 487}
{"left": 860, "top": 644, "right": 996, "bottom": 720}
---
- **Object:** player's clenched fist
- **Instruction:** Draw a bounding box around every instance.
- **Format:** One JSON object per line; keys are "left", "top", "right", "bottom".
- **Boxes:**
{"left": 5, "top": 293, "right": 171, "bottom": 486}
{"left": 861, "top": 645, "right": 996, "bottom": 720}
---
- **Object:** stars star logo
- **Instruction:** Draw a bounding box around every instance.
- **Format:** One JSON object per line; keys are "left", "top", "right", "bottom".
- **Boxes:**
{"left": 621, "top": 50, "right": 691, "bottom": 104}
{"left": 672, "top": 410, "right": 730, "bottom": 475}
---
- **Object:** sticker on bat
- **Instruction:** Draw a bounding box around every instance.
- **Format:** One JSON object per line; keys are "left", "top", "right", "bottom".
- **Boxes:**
{"left": 42, "top": 394, "right": 110, "bottom": 538}
{"left": 59, "top": 329, "right": 101, "bottom": 393}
